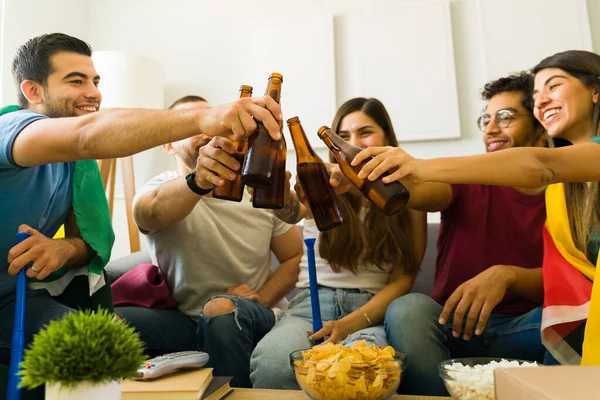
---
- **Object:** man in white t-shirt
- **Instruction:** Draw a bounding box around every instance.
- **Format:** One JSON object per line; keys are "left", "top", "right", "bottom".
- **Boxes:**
{"left": 115, "top": 96, "right": 303, "bottom": 388}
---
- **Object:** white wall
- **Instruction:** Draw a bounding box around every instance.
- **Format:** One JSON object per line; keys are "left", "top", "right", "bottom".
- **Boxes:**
{"left": 1, "top": 0, "right": 599, "bottom": 259}
{"left": 0, "top": 0, "right": 90, "bottom": 105}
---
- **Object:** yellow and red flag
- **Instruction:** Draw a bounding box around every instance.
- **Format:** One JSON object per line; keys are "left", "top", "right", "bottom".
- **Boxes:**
{"left": 542, "top": 183, "right": 599, "bottom": 365}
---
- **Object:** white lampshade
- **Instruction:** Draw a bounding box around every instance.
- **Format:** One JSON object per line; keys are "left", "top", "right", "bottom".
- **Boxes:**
{"left": 90, "top": 51, "right": 173, "bottom": 190}
{"left": 92, "top": 51, "right": 164, "bottom": 109}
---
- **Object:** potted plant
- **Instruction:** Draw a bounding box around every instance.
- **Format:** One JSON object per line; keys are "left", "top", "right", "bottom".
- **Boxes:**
{"left": 19, "top": 309, "right": 146, "bottom": 400}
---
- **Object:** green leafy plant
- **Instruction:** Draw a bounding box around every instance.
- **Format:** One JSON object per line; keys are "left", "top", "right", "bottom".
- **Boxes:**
{"left": 19, "top": 309, "right": 146, "bottom": 389}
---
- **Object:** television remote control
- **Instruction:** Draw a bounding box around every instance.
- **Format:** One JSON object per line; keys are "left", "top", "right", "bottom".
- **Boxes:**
{"left": 132, "top": 351, "right": 209, "bottom": 380}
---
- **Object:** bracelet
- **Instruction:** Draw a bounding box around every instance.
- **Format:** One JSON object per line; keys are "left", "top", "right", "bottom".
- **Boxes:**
{"left": 358, "top": 307, "right": 372, "bottom": 326}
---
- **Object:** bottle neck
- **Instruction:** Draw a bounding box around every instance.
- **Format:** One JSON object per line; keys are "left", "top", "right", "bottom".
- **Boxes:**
{"left": 289, "top": 123, "right": 320, "bottom": 163}
{"left": 322, "top": 130, "right": 360, "bottom": 158}
{"left": 265, "top": 79, "right": 282, "bottom": 104}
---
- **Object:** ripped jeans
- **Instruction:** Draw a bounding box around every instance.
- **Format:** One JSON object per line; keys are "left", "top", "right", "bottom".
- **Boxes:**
{"left": 115, "top": 295, "right": 274, "bottom": 388}
{"left": 250, "top": 287, "right": 388, "bottom": 389}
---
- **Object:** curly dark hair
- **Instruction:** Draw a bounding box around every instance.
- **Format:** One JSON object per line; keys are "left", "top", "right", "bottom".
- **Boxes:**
{"left": 480, "top": 71, "right": 536, "bottom": 115}
{"left": 12, "top": 33, "right": 92, "bottom": 109}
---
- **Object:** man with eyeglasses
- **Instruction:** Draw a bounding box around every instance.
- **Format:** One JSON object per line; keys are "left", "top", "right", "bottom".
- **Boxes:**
{"left": 384, "top": 72, "right": 548, "bottom": 395}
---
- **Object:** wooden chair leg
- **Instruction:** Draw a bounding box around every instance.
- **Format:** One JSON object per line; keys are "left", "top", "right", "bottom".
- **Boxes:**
{"left": 121, "top": 156, "right": 140, "bottom": 253}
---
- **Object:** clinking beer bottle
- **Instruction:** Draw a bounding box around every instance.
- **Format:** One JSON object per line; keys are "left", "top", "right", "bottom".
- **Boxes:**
{"left": 241, "top": 73, "right": 283, "bottom": 189}
{"left": 252, "top": 134, "right": 286, "bottom": 209}
{"left": 287, "top": 117, "right": 344, "bottom": 231}
{"left": 212, "top": 85, "right": 253, "bottom": 202}
{"left": 317, "top": 126, "right": 410, "bottom": 216}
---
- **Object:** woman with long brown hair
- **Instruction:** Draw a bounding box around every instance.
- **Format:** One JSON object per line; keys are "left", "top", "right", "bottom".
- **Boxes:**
{"left": 355, "top": 50, "right": 600, "bottom": 366}
{"left": 249, "top": 97, "right": 426, "bottom": 389}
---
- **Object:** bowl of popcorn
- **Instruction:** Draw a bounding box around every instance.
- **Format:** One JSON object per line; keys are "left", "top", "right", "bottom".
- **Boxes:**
{"left": 438, "top": 357, "right": 539, "bottom": 400}
{"left": 290, "top": 340, "right": 404, "bottom": 400}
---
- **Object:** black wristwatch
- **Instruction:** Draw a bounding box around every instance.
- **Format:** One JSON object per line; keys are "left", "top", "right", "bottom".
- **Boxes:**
{"left": 185, "top": 170, "right": 212, "bottom": 196}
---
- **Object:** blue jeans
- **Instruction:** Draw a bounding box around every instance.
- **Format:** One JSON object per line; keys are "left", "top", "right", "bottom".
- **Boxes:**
{"left": 384, "top": 293, "right": 544, "bottom": 396}
{"left": 117, "top": 295, "right": 274, "bottom": 388}
{"left": 250, "top": 287, "right": 389, "bottom": 389}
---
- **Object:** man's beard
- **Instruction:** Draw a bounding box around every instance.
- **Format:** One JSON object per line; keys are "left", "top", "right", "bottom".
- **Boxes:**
{"left": 44, "top": 97, "right": 74, "bottom": 118}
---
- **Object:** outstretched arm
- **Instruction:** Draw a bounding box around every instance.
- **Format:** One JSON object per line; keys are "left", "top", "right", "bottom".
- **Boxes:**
{"left": 353, "top": 142, "right": 600, "bottom": 189}
{"left": 12, "top": 96, "right": 282, "bottom": 167}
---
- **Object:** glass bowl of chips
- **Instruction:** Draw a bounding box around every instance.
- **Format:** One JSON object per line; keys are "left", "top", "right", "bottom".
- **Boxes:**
{"left": 290, "top": 340, "right": 404, "bottom": 400}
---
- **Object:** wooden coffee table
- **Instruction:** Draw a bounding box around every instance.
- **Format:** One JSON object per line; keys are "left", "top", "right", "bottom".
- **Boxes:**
{"left": 229, "top": 388, "right": 450, "bottom": 399}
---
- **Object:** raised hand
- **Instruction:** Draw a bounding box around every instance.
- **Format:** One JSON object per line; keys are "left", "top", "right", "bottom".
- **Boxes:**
{"left": 351, "top": 146, "right": 427, "bottom": 184}
{"left": 199, "top": 96, "right": 282, "bottom": 141}
{"left": 193, "top": 137, "right": 240, "bottom": 189}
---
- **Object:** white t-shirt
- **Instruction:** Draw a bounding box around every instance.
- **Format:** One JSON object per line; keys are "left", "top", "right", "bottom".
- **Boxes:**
{"left": 135, "top": 171, "right": 293, "bottom": 319}
{"left": 296, "top": 217, "right": 395, "bottom": 294}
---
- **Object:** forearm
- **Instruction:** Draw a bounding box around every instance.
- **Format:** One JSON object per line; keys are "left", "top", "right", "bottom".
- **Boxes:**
{"left": 134, "top": 177, "right": 203, "bottom": 233}
{"left": 425, "top": 148, "right": 553, "bottom": 188}
{"left": 77, "top": 109, "right": 204, "bottom": 160}
{"left": 60, "top": 237, "right": 95, "bottom": 268}
{"left": 257, "top": 255, "right": 301, "bottom": 308}
{"left": 503, "top": 266, "right": 544, "bottom": 303}
{"left": 341, "top": 275, "right": 415, "bottom": 334}
{"left": 273, "top": 191, "right": 309, "bottom": 224}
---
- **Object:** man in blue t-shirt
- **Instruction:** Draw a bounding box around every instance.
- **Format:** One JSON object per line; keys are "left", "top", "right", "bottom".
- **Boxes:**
{"left": 0, "top": 33, "right": 283, "bottom": 372}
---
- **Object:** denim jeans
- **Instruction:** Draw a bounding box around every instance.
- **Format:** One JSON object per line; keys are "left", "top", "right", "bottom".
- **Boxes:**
{"left": 117, "top": 295, "right": 275, "bottom": 388}
{"left": 384, "top": 293, "right": 545, "bottom": 396}
{"left": 250, "top": 287, "right": 389, "bottom": 389}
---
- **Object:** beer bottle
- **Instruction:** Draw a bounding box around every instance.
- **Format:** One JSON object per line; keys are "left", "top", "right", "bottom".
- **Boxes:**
{"left": 241, "top": 73, "right": 283, "bottom": 189}
{"left": 252, "top": 134, "right": 287, "bottom": 209}
{"left": 317, "top": 126, "right": 410, "bottom": 216}
{"left": 213, "top": 85, "right": 253, "bottom": 202}
{"left": 287, "top": 117, "right": 344, "bottom": 231}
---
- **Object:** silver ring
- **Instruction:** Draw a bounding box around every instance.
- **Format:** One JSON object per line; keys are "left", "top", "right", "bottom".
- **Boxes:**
{"left": 30, "top": 266, "right": 40, "bottom": 274}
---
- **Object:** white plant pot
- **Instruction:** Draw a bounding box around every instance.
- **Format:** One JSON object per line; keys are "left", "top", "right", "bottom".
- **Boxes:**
{"left": 45, "top": 380, "right": 121, "bottom": 400}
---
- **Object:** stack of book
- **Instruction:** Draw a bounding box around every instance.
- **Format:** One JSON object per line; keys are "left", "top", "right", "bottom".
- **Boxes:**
{"left": 122, "top": 368, "right": 233, "bottom": 400}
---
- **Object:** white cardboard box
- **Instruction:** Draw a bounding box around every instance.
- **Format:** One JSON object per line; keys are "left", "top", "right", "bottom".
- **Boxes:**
{"left": 494, "top": 365, "right": 600, "bottom": 400}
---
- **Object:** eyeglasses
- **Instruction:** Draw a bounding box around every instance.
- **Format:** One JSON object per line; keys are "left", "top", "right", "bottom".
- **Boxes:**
{"left": 476, "top": 109, "right": 523, "bottom": 132}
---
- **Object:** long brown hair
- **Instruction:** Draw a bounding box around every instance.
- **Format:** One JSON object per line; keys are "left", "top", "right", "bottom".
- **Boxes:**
{"left": 318, "top": 98, "right": 418, "bottom": 275}
{"left": 533, "top": 50, "right": 600, "bottom": 256}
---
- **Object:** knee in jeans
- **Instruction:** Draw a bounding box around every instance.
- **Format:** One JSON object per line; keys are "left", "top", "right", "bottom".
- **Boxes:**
{"left": 386, "top": 293, "right": 437, "bottom": 324}
{"left": 203, "top": 298, "right": 236, "bottom": 317}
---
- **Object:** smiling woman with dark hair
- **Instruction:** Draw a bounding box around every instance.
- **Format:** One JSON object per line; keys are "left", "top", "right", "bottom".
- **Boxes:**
{"left": 249, "top": 97, "right": 427, "bottom": 390}
{"left": 355, "top": 50, "right": 600, "bottom": 367}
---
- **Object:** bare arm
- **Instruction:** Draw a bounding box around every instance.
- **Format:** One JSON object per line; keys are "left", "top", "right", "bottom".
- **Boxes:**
{"left": 13, "top": 96, "right": 282, "bottom": 167}
{"left": 503, "top": 266, "right": 544, "bottom": 303}
{"left": 133, "top": 176, "right": 203, "bottom": 234}
{"left": 404, "top": 181, "right": 453, "bottom": 212}
{"left": 62, "top": 208, "right": 96, "bottom": 267}
{"left": 311, "top": 266, "right": 416, "bottom": 344}
{"left": 257, "top": 226, "right": 304, "bottom": 308}
{"left": 354, "top": 143, "right": 600, "bottom": 189}
{"left": 134, "top": 136, "right": 241, "bottom": 233}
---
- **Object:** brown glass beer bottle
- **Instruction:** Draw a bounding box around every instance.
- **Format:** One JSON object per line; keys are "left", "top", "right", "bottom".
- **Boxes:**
{"left": 252, "top": 134, "right": 287, "bottom": 209}
{"left": 317, "top": 126, "right": 410, "bottom": 216}
{"left": 241, "top": 73, "right": 283, "bottom": 189}
{"left": 212, "top": 85, "right": 253, "bottom": 202}
{"left": 286, "top": 117, "right": 344, "bottom": 231}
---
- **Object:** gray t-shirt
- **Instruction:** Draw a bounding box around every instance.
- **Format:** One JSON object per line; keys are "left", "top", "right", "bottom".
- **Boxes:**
{"left": 135, "top": 171, "right": 293, "bottom": 319}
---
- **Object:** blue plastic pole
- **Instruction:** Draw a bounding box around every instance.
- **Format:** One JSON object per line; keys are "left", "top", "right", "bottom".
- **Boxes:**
{"left": 304, "top": 238, "right": 323, "bottom": 345}
{"left": 7, "top": 232, "right": 31, "bottom": 400}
